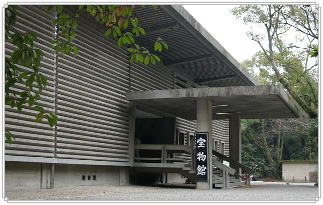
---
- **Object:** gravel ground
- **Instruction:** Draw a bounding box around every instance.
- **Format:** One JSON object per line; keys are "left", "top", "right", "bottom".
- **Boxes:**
{"left": 5, "top": 182, "right": 319, "bottom": 202}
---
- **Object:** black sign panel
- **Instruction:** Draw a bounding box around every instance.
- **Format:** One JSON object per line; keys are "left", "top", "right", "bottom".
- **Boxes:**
{"left": 195, "top": 132, "right": 208, "bottom": 181}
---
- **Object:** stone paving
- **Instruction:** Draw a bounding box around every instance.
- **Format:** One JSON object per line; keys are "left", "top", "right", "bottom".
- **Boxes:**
{"left": 4, "top": 181, "right": 320, "bottom": 202}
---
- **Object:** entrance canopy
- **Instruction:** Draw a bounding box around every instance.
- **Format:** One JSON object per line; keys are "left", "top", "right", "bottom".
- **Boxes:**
{"left": 126, "top": 85, "right": 306, "bottom": 120}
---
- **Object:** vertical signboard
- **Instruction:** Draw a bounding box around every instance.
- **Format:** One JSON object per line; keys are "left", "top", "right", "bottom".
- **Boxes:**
{"left": 195, "top": 132, "right": 208, "bottom": 181}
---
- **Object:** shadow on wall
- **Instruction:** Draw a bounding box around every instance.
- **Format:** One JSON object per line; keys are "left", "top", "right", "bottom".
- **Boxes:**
{"left": 129, "top": 172, "right": 161, "bottom": 185}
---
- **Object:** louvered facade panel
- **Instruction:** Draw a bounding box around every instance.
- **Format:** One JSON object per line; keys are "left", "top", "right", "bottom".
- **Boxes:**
{"left": 212, "top": 119, "right": 229, "bottom": 156}
{"left": 130, "top": 62, "right": 173, "bottom": 91}
{"left": 55, "top": 7, "right": 130, "bottom": 163}
{"left": 5, "top": 6, "right": 56, "bottom": 159}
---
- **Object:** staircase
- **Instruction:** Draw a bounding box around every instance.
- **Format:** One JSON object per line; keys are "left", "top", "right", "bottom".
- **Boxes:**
{"left": 133, "top": 144, "right": 253, "bottom": 188}
{"left": 212, "top": 169, "right": 245, "bottom": 188}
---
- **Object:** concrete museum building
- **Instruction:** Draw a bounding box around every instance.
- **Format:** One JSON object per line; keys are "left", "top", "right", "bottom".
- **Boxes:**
{"left": 4, "top": 5, "right": 305, "bottom": 190}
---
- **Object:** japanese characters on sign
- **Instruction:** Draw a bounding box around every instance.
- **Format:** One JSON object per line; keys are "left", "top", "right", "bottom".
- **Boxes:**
{"left": 195, "top": 132, "right": 208, "bottom": 181}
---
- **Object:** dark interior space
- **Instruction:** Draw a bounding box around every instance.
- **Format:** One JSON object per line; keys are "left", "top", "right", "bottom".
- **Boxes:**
{"left": 135, "top": 117, "right": 176, "bottom": 144}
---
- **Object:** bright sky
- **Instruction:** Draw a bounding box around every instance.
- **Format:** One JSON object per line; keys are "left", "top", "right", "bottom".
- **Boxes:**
{"left": 183, "top": 5, "right": 261, "bottom": 63}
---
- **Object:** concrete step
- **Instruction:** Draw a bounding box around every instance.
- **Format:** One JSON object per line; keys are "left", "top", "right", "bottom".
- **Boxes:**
{"left": 230, "top": 181, "right": 246, "bottom": 187}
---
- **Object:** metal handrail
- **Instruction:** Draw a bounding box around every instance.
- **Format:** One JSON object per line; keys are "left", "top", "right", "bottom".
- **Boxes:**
{"left": 212, "top": 158, "right": 236, "bottom": 175}
{"left": 212, "top": 150, "right": 254, "bottom": 174}
{"left": 134, "top": 144, "right": 193, "bottom": 164}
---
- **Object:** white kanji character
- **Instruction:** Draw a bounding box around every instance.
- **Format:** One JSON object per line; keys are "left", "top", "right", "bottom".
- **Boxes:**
{"left": 196, "top": 137, "right": 206, "bottom": 148}
{"left": 197, "top": 151, "right": 206, "bottom": 162}
{"left": 197, "top": 165, "right": 207, "bottom": 175}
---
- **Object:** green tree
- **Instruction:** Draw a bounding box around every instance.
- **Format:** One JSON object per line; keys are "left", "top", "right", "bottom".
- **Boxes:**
{"left": 5, "top": 5, "right": 168, "bottom": 143}
{"left": 242, "top": 118, "right": 317, "bottom": 179}
{"left": 232, "top": 5, "right": 318, "bottom": 118}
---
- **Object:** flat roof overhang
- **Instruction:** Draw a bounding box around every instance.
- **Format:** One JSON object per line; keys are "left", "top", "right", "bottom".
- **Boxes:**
{"left": 126, "top": 85, "right": 307, "bottom": 120}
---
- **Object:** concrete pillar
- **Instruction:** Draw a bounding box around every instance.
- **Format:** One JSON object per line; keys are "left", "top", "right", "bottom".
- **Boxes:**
{"left": 41, "top": 163, "right": 51, "bottom": 189}
{"left": 196, "top": 99, "right": 213, "bottom": 190}
{"left": 129, "top": 102, "right": 136, "bottom": 167}
{"left": 119, "top": 167, "right": 129, "bottom": 185}
{"left": 50, "top": 163, "right": 55, "bottom": 189}
{"left": 229, "top": 114, "right": 241, "bottom": 175}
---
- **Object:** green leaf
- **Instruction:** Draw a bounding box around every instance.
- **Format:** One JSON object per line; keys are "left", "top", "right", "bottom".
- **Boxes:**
{"left": 87, "top": 5, "right": 91, "bottom": 12}
{"left": 144, "top": 56, "right": 150, "bottom": 65}
{"left": 123, "top": 36, "right": 131, "bottom": 44}
{"left": 152, "top": 5, "right": 158, "bottom": 10}
{"left": 56, "top": 5, "right": 63, "bottom": 13}
{"left": 28, "top": 36, "right": 34, "bottom": 48}
{"left": 131, "top": 18, "right": 138, "bottom": 27}
{"left": 66, "top": 45, "right": 71, "bottom": 54}
{"left": 123, "top": 19, "right": 129, "bottom": 29}
{"left": 152, "top": 54, "right": 160, "bottom": 62}
{"left": 139, "top": 54, "right": 144, "bottom": 63}
{"left": 157, "top": 43, "right": 162, "bottom": 52}
{"left": 28, "top": 96, "right": 34, "bottom": 106}
{"left": 16, "top": 103, "right": 22, "bottom": 113}
{"left": 46, "top": 116, "right": 55, "bottom": 127}
{"left": 25, "top": 50, "right": 32, "bottom": 66}
{"left": 130, "top": 54, "right": 136, "bottom": 63}
{"left": 49, "top": 112, "right": 58, "bottom": 121}
{"left": 118, "top": 37, "right": 123, "bottom": 47}
{"left": 28, "top": 33, "right": 37, "bottom": 39}
{"left": 105, "top": 29, "right": 111, "bottom": 37}
{"left": 5, "top": 97, "right": 12, "bottom": 104}
{"left": 138, "top": 27, "right": 145, "bottom": 35}
{"left": 34, "top": 93, "right": 40, "bottom": 101}
{"left": 39, "top": 74, "right": 47, "bottom": 86}
{"left": 23, "top": 36, "right": 29, "bottom": 44}
{"left": 161, "top": 41, "right": 168, "bottom": 49}
{"left": 5, "top": 129, "right": 15, "bottom": 144}
{"left": 112, "top": 29, "right": 117, "bottom": 38}
{"left": 71, "top": 19, "right": 77, "bottom": 29}
{"left": 34, "top": 105, "right": 44, "bottom": 111}
{"left": 46, "top": 5, "right": 54, "bottom": 12}
{"left": 26, "top": 73, "right": 36, "bottom": 89}
{"left": 36, "top": 112, "right": 44, "bottom": 122}
{"left": 20, "top": 71, "right": 31, "bottom": 79}
{"left": 79, "top": 5, "right": 84, "bottom": 10}
{"left": 21, "top": 91, "right": 28, "bottom": 98}
{"left": 151, "top": 56, "right": 156, "bottom": 65}
{"left": 35, "top": 74, "right": 41, "bottom": 88}
{"left": 46, "top": 113, "right": 58, "bottom": 127}
{"left": 113, "top": 26, "right": 121, "bottom": 36}
{"left": 154, "top": 42, "right": 159, "bottom": 51}
{"left": 10, "top": 99, "right": 15, "bottom": 108}
{"left": 127, "top": 48, "right": 138, "bottom": 53}
{"left": 73, "top": 45, "right": 79, "bottom": 55}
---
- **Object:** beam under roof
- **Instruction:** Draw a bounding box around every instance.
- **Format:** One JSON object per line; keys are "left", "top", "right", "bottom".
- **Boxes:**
{"left": 165, "top": 54, "right": 213, "bottom": 66}
{"left": 195, "top": 74, "right": 236, "bottom": 84}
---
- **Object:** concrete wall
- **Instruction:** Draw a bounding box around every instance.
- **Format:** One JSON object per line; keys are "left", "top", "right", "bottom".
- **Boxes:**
{"left": 54, "top": 164, "right": 121, "bottom": 187}
{"left": 167, "top": 173, "right": 187, "bottom": 184}
{"left": 5, "top": 162, "right": 126, "bottom": 190}
{"left": 282, "top": 162, "right": 318, "bottom": 182}
{"left": 5, "top": 162, "right": 41, "bottom": 190}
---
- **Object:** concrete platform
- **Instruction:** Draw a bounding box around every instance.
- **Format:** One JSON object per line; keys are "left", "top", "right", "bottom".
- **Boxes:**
{"left": 126, "top": 85, "right": 306, "bottom": 120}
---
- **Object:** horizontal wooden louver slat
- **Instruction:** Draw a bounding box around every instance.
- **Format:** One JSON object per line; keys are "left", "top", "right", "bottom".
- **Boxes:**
{"left": 5, "top": 5, "right": 56, "bottom": 160}
{"left": 5, "top": 5, "right": 131, "bottom": 165}
{"left": 55, "top": 6, "right": 130, "bottom": 163}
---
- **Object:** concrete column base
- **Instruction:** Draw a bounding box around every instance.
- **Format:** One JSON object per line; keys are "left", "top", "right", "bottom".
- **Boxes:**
{"left": 196, "top": 182, "right": 210, "bottom": 190}
{"left": 119, "top": 167, "right": 129, "bottom": 186}
{"left": 41, "top": 163, "right": 51, "bottom": 189}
